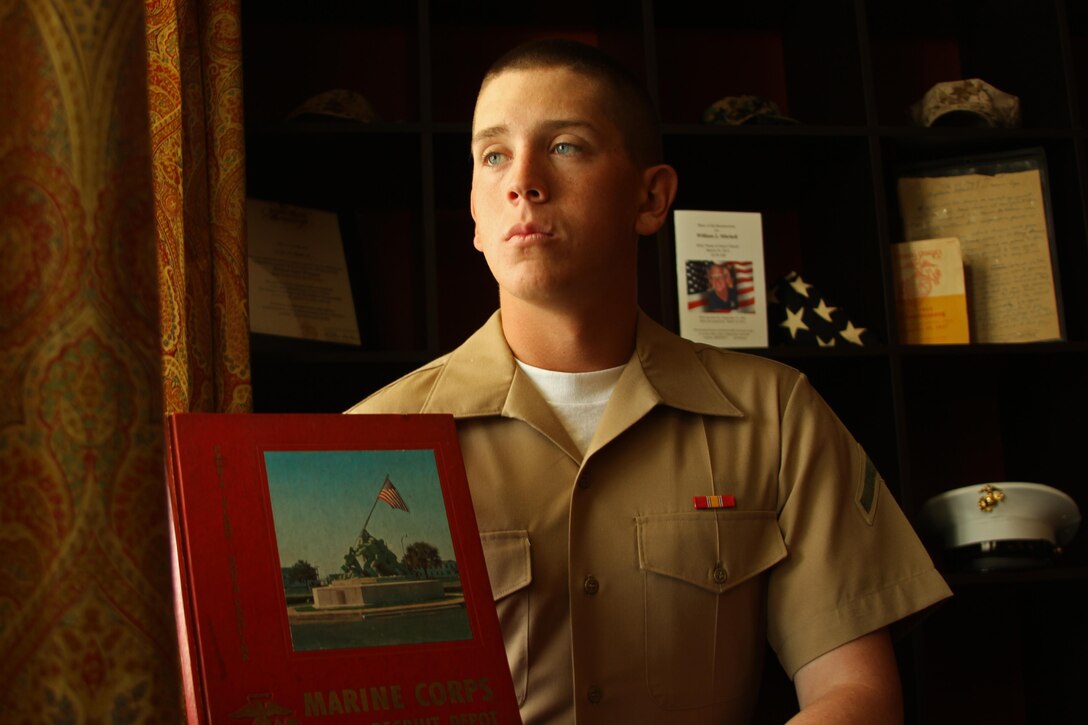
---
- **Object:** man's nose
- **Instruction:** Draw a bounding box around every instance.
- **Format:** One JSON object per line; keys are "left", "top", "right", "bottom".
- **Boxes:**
{"left": 507, "top": 152, "right": 549, "bottom": 203}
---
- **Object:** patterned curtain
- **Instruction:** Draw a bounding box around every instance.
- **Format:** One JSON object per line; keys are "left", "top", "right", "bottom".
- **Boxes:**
{"left": 0, "top": 0, "right": 249, "bottom": 720}
{"left": 148, "top": 0, "right": 250, "bottom": 415}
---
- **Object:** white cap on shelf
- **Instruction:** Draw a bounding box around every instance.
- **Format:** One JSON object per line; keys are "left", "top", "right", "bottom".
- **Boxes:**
{"left": 919, "top": 482, "right": 1080, "bottom": 550}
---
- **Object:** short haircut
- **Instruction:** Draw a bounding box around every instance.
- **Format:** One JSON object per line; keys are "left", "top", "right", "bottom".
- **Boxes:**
{"left": 476, "top": 38, "right": 663, "bottom": 167}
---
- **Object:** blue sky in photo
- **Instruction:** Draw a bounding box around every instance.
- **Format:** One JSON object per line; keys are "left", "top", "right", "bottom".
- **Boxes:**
{"left": 264, "top": 448, "right": 456, "bottom": 581}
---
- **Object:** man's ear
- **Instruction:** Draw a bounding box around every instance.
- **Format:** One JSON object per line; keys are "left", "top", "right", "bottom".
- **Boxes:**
{"left": 635, "top": 164, "right": 679, "bottom": 236}
{"left": 470, "top": 189, "right": 483, "bottom": 251}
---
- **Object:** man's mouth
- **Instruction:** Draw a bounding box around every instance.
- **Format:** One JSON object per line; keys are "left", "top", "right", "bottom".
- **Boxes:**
{"left": 505, "top": 223, "right": 552, "bottom": 242}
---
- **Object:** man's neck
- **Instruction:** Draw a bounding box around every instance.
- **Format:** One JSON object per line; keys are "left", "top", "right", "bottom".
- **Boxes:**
{"left": 498, "top": 293, "right": 638, "bottom": 373}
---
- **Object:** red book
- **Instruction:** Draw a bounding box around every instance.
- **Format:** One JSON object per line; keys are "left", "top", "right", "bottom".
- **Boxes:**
{"left": 166, "top": 413, "right": 522, "bottom": 724}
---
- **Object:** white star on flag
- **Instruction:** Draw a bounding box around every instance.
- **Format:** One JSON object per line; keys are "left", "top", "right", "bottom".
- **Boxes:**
{"left": 789, "top": 275, "right": 814, "bottom": 298}
{"left": 780, "top": 306, "right": 809, "bottom": 339}
{"left": 839, "top": 321, "right": 866, "bottom": 346}
{"left": 813, "top": 299, "right": 837, "bottom": 322}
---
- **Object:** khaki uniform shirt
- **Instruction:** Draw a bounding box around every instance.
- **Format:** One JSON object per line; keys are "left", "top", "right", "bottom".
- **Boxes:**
{"left": 347, "top": 311, "right": 951, "bottom": 723}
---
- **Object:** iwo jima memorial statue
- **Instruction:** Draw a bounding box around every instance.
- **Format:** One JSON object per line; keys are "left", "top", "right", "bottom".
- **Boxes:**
{"left": 286, "top": 475, "right": 469, "bottom": 649}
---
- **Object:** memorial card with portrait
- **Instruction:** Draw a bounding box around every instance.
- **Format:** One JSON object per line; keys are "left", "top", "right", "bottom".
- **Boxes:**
{"left": 674, "top": 209, "right": 769, "bottom": 348}
{"left": 166, "top": 412, "right": 521, "bottom": 724}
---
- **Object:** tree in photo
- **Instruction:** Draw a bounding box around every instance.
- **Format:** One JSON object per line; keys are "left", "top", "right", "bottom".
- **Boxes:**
{"left": 286, "top": 559, "right": 320, "bottom": 589}
{"left": 403, "top": 541, "right": 443, "bottom": 577}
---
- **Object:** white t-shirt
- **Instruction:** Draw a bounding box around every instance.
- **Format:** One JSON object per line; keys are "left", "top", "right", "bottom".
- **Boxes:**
{"left": 515, "top": 360, "right": 625, "bottom": 456}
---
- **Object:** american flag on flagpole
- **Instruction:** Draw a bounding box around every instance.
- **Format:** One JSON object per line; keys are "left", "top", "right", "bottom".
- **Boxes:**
{"left": 376, "top": 476, "right": 410, "bottom": 513}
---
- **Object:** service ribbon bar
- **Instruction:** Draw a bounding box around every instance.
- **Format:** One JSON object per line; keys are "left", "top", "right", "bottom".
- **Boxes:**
{"left": 693, "top": 495, "right": 736, "bottom": 510}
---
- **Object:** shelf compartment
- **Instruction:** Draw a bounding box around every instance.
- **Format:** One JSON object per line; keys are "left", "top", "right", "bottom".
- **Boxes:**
{"left": 241, "top": 1, "right": 420, "bottom": 125}
{"left": 664, "top": 132, "right": 885, "bottom": 341}
{"left": 427, "top": 1, "right": 645, "bottom": 123}
{"left": 653, "top": 0, "right": 864, "bottom": 126}
{"left": 865, "top": 0, "right": 1071, "bottom": 128}
{"left": 880, "top": 134, "right": 1087, "bottom": 342}
{"left": 912, "top": 577, "right": 1087, "bottom": 724}
{"left": 246, "top": 130, "right": 428, "bottom": 353}
{"left": 899, "top": 349, "right": 1088, "bottom": 560}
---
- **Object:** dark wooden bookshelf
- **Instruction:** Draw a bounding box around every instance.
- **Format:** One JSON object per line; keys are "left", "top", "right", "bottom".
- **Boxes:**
{"left": 241, "top": 2, "right": 1087, "bottom": 722}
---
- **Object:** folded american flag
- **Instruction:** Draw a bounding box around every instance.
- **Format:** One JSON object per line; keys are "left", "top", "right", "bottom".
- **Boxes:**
{"left": 769, "top": 271, "right": 877, "bottom": 347}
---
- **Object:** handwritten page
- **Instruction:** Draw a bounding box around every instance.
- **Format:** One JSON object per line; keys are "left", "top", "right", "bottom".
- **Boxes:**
{"left": 247, "top": 198, "right": 361, "bottom": 345}
{"left": 897, "top": 169, "right": 1061, "bottom": 343}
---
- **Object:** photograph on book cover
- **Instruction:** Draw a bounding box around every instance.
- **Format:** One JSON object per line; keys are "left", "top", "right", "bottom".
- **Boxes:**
{"left": 896, "top": 148, "right": 1064, "bottom": 344}
{"left": 265, "top": 449, "right": 472, "bottom": 652}
{"left": 674, "top": 209, "right": 769, "bottom": 348}
{"left": 166, "top": 413, "right": 522, "bottom": 724}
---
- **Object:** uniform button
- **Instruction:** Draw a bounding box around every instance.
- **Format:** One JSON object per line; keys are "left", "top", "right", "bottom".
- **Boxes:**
{"left": 583, "top": 575, "right": 599, "bottom": 595}
{"left": 587, "top": 685, "right": 603, "bottom": 704}
{"left": 712, "top": 563, "right": 728, "bottom": 585}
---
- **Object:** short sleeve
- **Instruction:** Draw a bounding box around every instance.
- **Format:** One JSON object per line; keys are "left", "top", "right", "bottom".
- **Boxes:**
{"left": 767, "top": 374, "right": 952, "bottom": 677}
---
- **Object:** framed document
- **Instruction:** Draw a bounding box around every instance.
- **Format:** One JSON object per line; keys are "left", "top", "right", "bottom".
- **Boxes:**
{"left": 896, "top": 149, "right": 1064, "bottom": 344}
{"left": 166, "top": 412, "right": 521, "bottom": 724}
{"left": 246, "top": 198, "right": 362, "bottom": 346}
{"left": 673, "top": 209, "right": 768, "bottom": 348}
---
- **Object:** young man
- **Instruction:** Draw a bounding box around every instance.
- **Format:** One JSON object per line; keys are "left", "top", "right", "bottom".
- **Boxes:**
{"left": 349, "top": 39, "right": 951, "bottom": 723}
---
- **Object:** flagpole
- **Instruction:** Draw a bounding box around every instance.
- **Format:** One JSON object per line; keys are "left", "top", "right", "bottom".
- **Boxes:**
{"left": 360, "top": 475, "right": 389, "bottom": 536}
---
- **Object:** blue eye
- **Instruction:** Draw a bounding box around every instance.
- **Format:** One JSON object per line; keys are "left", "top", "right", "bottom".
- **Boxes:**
{"left": 483, "top": 151, "right": 505, "bottom": 166}
{"left": 554, "top": 142, "right": 578, "bottom": 155}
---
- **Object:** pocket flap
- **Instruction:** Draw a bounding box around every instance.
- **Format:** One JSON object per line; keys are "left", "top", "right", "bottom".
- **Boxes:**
{"left": 479, "top": 530, "right": 532, "bottom": 600}
{"left": 636, "top": 512, "right": 786, "bottom": 593}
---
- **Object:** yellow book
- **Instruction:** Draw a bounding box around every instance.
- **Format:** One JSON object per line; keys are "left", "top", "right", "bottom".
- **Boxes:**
{"left": 892, "top": 237, "right": 970, "bottom": 344}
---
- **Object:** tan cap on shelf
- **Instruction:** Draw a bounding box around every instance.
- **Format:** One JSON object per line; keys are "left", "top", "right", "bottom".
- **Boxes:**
{"left": 909, "top": 78, "right": 1021, "bottom": 128}
{"left": 702, "top": 95, "right": 799, "bottom": 126}
{"left": 285, "top": 89, "right": 381, "bottom": 123}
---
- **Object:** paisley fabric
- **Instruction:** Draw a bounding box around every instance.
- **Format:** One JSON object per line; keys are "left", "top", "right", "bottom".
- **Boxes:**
{"left": 147, "top": 0, "right": 250, "bottom": 414}
{"left": 0, "top": 0, "right": 248, "bottom": 720}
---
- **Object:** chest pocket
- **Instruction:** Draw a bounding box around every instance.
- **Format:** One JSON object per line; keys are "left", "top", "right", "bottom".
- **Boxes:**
{"left": 636, "top": 511, "right": 787, "bottom": 710}
{"left": 479, "top": 530, "right": 531, "bottom": 705}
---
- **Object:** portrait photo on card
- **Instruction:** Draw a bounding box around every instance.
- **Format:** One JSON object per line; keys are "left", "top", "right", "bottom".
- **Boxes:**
{"left": 684, "top": 259, "right": 757, "bottom": 313}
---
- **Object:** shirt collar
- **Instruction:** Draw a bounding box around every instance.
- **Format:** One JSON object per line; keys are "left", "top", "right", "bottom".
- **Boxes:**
{"left": 631, "top": 310, "right": 743, "bottom": 417}
{"left": 420, "top": 310, "right": 742, "bottom": 420}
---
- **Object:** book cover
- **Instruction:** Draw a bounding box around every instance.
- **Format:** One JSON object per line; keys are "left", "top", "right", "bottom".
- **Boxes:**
{"left": 674, "top": 210, "right": 768, "bottom": 348}
{"left": 166, "top": 412, "right": 521, "bottom": 724}
{"left": 891, "top": 237, "right": 970, "bottom": 344}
